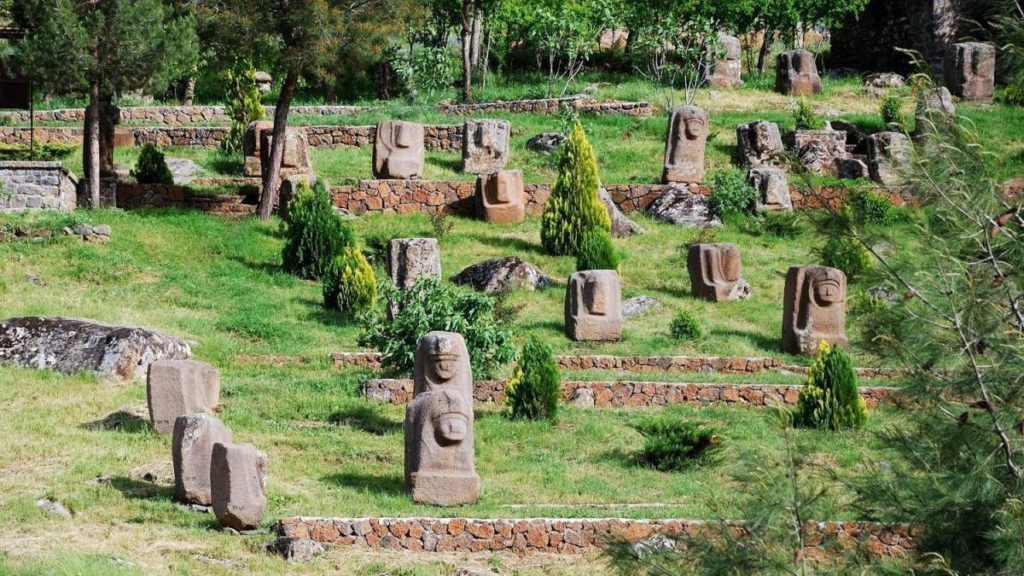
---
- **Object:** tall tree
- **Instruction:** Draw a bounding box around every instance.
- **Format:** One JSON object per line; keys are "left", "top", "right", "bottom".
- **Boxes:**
{"left": 12, "top": 0, "right": 197, "bottom": 208}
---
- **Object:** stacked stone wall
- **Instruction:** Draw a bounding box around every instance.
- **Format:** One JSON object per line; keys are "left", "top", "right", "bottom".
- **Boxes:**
{"left": 0, "top": 161, "right": 78, "bottom": 212}
{"left": 439, "top": 96, "right": 653, "bottom": 117}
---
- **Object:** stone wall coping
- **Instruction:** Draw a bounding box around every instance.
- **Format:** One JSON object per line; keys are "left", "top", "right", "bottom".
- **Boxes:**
{"left": 0, "top": 161, "right": 79, "bottom": 184}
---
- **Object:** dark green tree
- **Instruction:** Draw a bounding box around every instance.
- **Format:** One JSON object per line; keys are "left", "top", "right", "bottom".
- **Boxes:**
{"left": 505, "top": 337, "right": 561, "bottom": 422}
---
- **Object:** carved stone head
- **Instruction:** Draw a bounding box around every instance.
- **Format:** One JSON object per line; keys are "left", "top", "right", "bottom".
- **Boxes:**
{"left": 663, "top": 106, "right": 709, "bottom": 184}
{"left": 374, "top": 120, "right": 425, "bottom": 179}
{"left": 565, "top": 270, "right": 622, "bottom": 341}
{"left": 413, "top": 331, "right": 471, "bottom": 397}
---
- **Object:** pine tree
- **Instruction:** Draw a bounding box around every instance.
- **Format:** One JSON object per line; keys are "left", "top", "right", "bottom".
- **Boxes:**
{"left": 505, "top": 337, "right": 561, "bottom": 422}
{"left": 794, "top": 342, "right": 868, "bottom": 431}
{"left": 541, "top": 122, "right": 611, "bottom": 256}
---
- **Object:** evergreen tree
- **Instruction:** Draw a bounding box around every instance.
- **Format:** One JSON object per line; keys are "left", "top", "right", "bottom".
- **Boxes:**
{"left": 506, "top": 337, "right": 561, "bottom": 422}
{"left": 221, "top": 64, "right": 265, "bottom": 155}
{"left": 794, "top": 342, "right": 868, "bottom": 431}
{"left": 541, "top": 121, "right": 611, "bottom": 256}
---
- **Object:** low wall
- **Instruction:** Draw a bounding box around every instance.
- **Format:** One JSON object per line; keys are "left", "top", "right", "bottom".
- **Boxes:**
{"left": 363, "top": 378, "right": 896, "bottom": 408}
{"left": 276, "top": 517, "right": 914, "bottom": 558}
{"left": 0, "top": 105, "right": 365, "bottom": 125}
{"left": 0, "top": 161, "right": 78, "bottom": 213}
{"left": 76, "top": 181, "right": 255, "bottom": 215}
{"left": 439, "top": 96, "right": 654, "bottom": 118}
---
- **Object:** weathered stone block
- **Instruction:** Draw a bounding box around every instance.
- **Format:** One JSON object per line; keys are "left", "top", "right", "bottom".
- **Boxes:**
{"left": 565, "top": 270, "right": 622, "bottom": 342}
{"left": 389, "top": 238, "right": 441, "bottom": 290}
{"left": 782, "top": 265, "right": 848, "bottom": 355}
{"left": 736, "top": 121, "right": 784, "bottom": 167}
{"left": 786, "top": 130, "right": 848, "bottom": 175}
{"left": 687, "top": 243, "right": 752, "bottom": 302}
{"left": 147, "top": 359, "right": 220, "bottom": 434}
{"left": 211, "top": 442, "right": 268, "bottom": 530}
{"left": 374, "top": 121, "right": 425, "bottom": 179}
{"left": 172, "top": 414, "right": 232, "bottom": 505}
{"left": 663, "top": 106, "right": 708, "bottom": 184}
{"left": 242, "top": 121, "right": 273, "bottom": 178}
{"left": 476, "top": 170, "right": 525, "bottom": 224}
{"left": 776, "top": 50, "right": 822, "bottom": 96}
{"left": 866, "top": 132, "right": 912, "bottom": 186}
{"left": 945, "top": 42, "right": 995, "bottom": 103}
{"left": 462, "top": 119, "right": 510, "bottom": 174}
{"left": 707, "top": 33, "right": 743, "bottom": 89}
{"left": 748, "top": 167, "right": 792, "bottom": 211}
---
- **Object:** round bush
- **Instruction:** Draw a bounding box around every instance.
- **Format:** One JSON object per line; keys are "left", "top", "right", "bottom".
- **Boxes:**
{"left": 131, "top": 143, "right": 174, "bottom": 185}
{"left": 669, "top": 310, "right": 703, "bottom": 341}
{"left": 820, "top": 235, "right": 873, "bottom": 282}
{"left": 281, "top": 180, "right": 354, "bottom": 281}
{"left": 506, "top": 337, "right": 561, "bottom": 422}
{"left": 709, "top": 169, "right": 756, "bottom": 217}
{"left": 575, "top": 229, "right": 619, "bottom": 271}
{"left": 323, "top": 246, "right": 377, "bottom": 315}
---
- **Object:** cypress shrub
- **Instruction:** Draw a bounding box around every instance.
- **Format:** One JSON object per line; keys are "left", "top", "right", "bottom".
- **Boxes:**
{"left": 505, "top": 337, "right": 561, "bottom": 422}
{"left": 323, "top": 246, "right": 377, "bottom": 315}
{"left": 221, "top": 65, "right": 265, "bottom": 155}
{"left": 632, "top": 418, "right": 723, "bottom": 472}
{"left": 575, "top": 228, "right": 619, "bottom": 271}
{"left": 281, "top": 180, "right": 353, "bottom": 280}
{"left": 795, "top": 342, "right": 868, "bottom": 430}
{"left": 131, "top": 143, "right": 174, "bottom": 185}
{"left": 540, "top": 122, "right": 611, "bottom": 256}
{"left": 669, "top": 310, "right": 703, "bottom": 341}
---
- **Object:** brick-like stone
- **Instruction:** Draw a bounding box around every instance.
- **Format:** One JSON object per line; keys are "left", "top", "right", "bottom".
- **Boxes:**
{"left": 147, "top": 360, "right": 220, "bottom": 434}
{"left": 210, "top": 442, "right": 268, "bottom": 531}
{"left": 172, "top": 413, "right": 232, "bottom": 505}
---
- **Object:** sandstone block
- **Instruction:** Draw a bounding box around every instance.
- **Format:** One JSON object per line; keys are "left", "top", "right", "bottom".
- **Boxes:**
{"left": 776, "top": 50, "right": 822, "bottom": 96}
{"left": 782, "top": 265, "right": 848, "bottom": 355}
{"left": 147, "top": 359, "right": 220, "bottom": 434}
{"left": 748, "top": 167, "right": 792, "bottom": 211}
{"left": 388, "top": 238, "right": 441, "bottom": 290}
{"left": 663, "top": 106, "right": 708, "bottom": 184}
{"left": 565, "top": 270, "right": 622, "bottom": 342}
{"left": 211, "top": 442, "right": 268, "bottom": 530}
{"left": 476, "top": 170, "right": 525, "bottom": 224}
{"left": 736, "top": 120, "right": 784, "bottom": 167}
{"left": 172, "top": 413, "right": 232, "bottom": 505}
{"left": 687, "top": 243, "right": 752, "bottom": 302}
{"left": 945, "top": 42, "right": 995, "bottom": 103}
{"left": 462, "top": 119, "right": 511, "bottom": 174}
{"left": 374, "top": 121, "right": 425, "bottom": 179}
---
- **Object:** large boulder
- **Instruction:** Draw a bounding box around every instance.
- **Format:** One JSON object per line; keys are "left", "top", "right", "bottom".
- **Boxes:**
{"left": 0, "top": 317, "right": 192, "bottom": 382}
{"left": 599, "top": 187, "right": 644, "bottom": 237}
{"left": 452, "top": 257, "right": 554, "bottom": 294}
{"left": 646, "top": 186, "right": 720, "bottom": 228}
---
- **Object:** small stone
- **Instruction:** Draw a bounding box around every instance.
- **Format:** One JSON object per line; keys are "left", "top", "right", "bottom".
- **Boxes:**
{"left": 621, "top": 296, "right": 661, "bottom": 319}
{"left": 35, "top": 498, "right": 72, "bottom": 518}
{"left": 265, "top": 537, "right": 324, "bottom": 561}
{"left": 526, "top": 132, "right": 566, "bottom": 154}
{"left": 568, "top": 388, "right": 595, "bottom": 408}
{"left": 92, "top": 225, "right": 112, "bottom": 237}
{"left": 646, "top": 185, "right": 720, "bottom": 228}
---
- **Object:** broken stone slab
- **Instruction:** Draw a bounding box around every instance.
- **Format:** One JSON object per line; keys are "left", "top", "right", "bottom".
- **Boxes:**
{"left": 388, "top": 238, "right": 441, "bottom": 290}
{"left": 864, "top": 73, "right": 906, "bottom": 99}
{"left": 646, "top": 186, "right": 720, "bottom": 228}
{"left": 147, "top": 360, "right": 221, "bottom": 435}
{"left": 622, "top": 296, "right": 662, "bottom": 319}
{"left": 462, "top": 119, "right": 511, "bottom": 175}
{"left": 211, "top": 442, "right": 269, "bottom": 531}
{"left": 526, "top": 132, "right": 566, "bottom": 154}
{"left": 866, "top": 132, "right": 912, "bottom": 186}
{"left": 173, "top": 414, "right": 232, "bottom": 506}
{"left": 775, "top": 50, "right": 822, "bottom": 96}
{"left": 0, "top": 317, "right": 191, "bottom": 382}
{"left": 265, "top": 537, "right": 324, "bottom": 561}
{"left": 748, "top": 168, "right": 792, "bottom": 212}
{"left": 165, "top": 158, "right": 204, "bottom": 186}
{"left": 736, "top": 120, "right": 784, "bottom": 167}
{"left": 599, "top": 187, "right": 644, "bottom": 237}
{"left": 451, "top": 257, "right": 554, "bottom": 294}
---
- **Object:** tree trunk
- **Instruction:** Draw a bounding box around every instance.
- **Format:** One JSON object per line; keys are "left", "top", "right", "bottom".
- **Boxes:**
{"left": 99, "top": 94, "right": 117, "bottom": 178}
{"left": 757, "top": 28, "right": 773, "bottom": 74}
{"left": 183, "top": 77, "right": 196, "bottom": 106}
{"left": 87, "top": 74, "right": 101, "bottom": 209}
{"left": 257, "top": 67, "right": 299, "bottom": 221}
{"left": 794, "top": 22, "right": 804, "bottom": 49}
{"left": 470, "top": 10, "right": 483, "bottom": 67}
{"left": 460, "top": 0, "right": 473, "bottom": 103}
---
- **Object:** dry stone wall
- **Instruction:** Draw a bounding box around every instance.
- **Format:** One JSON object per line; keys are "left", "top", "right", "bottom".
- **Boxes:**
{"left": 276, "top": 517, "right": 915, "bottom": 558}
{"left": 0, "top": 162, "right": 78, "bottom": 212}
{"left": 439, "top": 96, "right": 653, "bottom": 117}
{"left": 363, "top": 378, "right": 896, "bottom": 408}
{"left": 0, "top": 105, "right": 365, "bottom": 125}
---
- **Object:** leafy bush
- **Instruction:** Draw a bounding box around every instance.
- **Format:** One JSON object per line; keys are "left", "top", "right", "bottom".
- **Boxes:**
{"left": 281, "top": 180, "right": 354, "bottom": 280}
{"left": 130, "top": 143, "right": 174, "bottom": 185}
{"left": 1002, "top": 74, "right": 1024, "bottom": 106}
{"left": 358, "top": 278, "right": 515, "bottom": 378}
{"left": 0, "top": 142, "right": 76, "bottom": 161}
{"left": 880, "top": 90, "right": 909, "bottom": 131}
{"left": 505, "top": 337, "right": 561, "bottom": 422}
{"left": 709, "top": 169, "right": 756, "bottom": 217}
{"left": 819, "top": 235, "right": 873, "bottom": 282}
{"left": 430, "top": 212, "right": 454, "bottom": 238}
{"left": 323, "top": 246, "right": 377, "bottom": 315}
{"left": 388, "top": 45, "right": 455, "bottom": 102}
{"left": 669, "top": 310, "right": 703, "bottom": 341}
{"left": 540, "top": 121, "right": 611, "bottom": 256}
{"left": 848, "top": 189, "right": 896, "bottom": 225}
{"left": 742, "top": 211, "right": 803, "bottom": 238}
{"left": 221, "top": 65, "right": 264, "bottom": 155}
{"left": 794, "top": 342, "right": 868, "bottom": 430}
{"left": 631, "top": 418, "right": 722, "bottom": 472}
{"left": 575, "top": 228, "right": 619, "bottom": 271}
{"left": 793, "top": 97, "right": 825, "bottom": 130}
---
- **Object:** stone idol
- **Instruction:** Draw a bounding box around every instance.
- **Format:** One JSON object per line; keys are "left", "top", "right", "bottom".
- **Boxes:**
{"left": 565, "top": 270, "right": 623, "bottom": 341}
{"left": 404, "top": 332, "right": 480, "bottom": 506}
{"left": 463, "top": 119, "right": 511, "bottom": 174}
{"left": 663, "top": 106, "right": 709, "bottom": 184}
{"left": 687, "top": 243, "right": 752, "bottom": 302}
{"left": 782, "top": 265, "right": 848, "bottom": 355}
{"left": 776, "top": 50, "right": 822, "bottom": 96}
{"left": 476, "top": 170, "right": 526, "bottom": 224}
{"left": 374, "top": 120, "right": 425, "bottom": 179}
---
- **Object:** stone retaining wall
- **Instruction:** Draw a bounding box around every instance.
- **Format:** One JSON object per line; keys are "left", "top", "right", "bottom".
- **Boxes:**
{"left": 439, "top": 96, "right": 654, "bottom": 118}
{"left": 0, "top": 161, "right": 78, "bottom": 213}
{"left": 276, "top": 517, "right": 914, "bottom": 558}
{"left": 363, "top": 378, "right": 896, "bottom": 408}
{"left": 0, "top": 105, "right": 365, "bottom": 125}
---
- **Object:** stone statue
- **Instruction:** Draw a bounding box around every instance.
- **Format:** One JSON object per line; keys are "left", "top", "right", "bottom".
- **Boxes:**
{"left": 374, "top": 121, "right": 425, "bottom": 179}
{"left": 782, "top": 265, "right": 848, "bottom": 355}
{"left": 706, "top": 33, "right": 743, "bottom": 89}
{"left": 775, "top": 50, "right": 822, "bottom": 96}
{"left": 663, "top": 106, "right": 709, "bottom": 184}
{"left": 243, "top": 121, "right": 273, "bottom": 177}
{"left": 259, "top": 128, "right": 312, "bottom": 181}
{"left": 748, "top": 168, "right": 792, "bottom": 211}
{"left": 388, "top": 238, "right": 441, "bottom": 290}
{"left": 462, "top": 119, "right": 511, "bottom": 174}
{"left": 945, "top": 42, "right": 995, "bottom": 103}
{"left": 687, "top": 243, "right": 752, "bottom": 302}
{"left": 404, "top": 331, "right": 480, "bottom": 506}
{"left": 736, "top": 120, "right": 784, "bottom": 167}
{"left": 565, "top": 270, "right": 622, "bottom": 341}
{"left": 476, "top": 170, "right": 526, "bottom": 224}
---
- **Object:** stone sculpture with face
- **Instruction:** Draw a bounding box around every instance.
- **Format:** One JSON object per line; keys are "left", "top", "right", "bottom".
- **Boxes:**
{"left": 463, "top": 119, "right": 511, "bottom": 174}
{"left": 565, "top": 270, "right": 622, "bottom": 341}
{"left": 476, "top": 170, "right": 526, "bottom": 224}
{"left": 782, "top": 265, "right": 848, "bottom": 354}
{"left": 405, "top": 331, "right": 480, "bottom": 506}
{"left": 663, "top": 106, "right": 709, "bottom": 184}
{"left": 374, "top": 120, "right": 425, "bottom": 179}
{"left": 687, "top": 243, "right": 752, "bottom": 302}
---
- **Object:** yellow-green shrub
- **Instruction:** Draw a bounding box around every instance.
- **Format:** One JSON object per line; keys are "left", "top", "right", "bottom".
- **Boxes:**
{"left": 540, "top": 122, "right": 611, "bottom": 256}
{"left": 323, "top": 246, "right": 377, "bottom": 315}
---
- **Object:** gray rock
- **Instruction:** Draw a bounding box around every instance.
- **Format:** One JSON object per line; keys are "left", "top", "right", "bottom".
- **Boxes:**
{"left": 526, "top": 132, "right": 566, "bottom": 154}
{"left": 599, "top": 187, "right": 644, "bottom": 237}
{"left": 646, "top": 186, "right": 720, "bottom": 228}
{"left": 0, "top": 317, "right": 192, "bottom": 382}
{"left": 388, "top": 238, "right": 441, "bottom": 290}
{"left": 865, "top": 72, "right": 906, "bottom": 98}
{"left": 265, "top": 537, "right": 324, "bottom": 561}
{"left": 456, "top": 569, "right": 500, "bottom": 576}
{"left": 568, "top": 388, "right": 595, "bottom": 408}
{"left": 622, "top": 296, "right": 662, "bottom": 319}
{"left": 92, "top": 225, "right": 112, "bottom": 237}
{"left": 452, "top": 257, "right": 554, "bottom": 294}
{"left": 866, "top": 132, "right": 912, "bottom": 186}
{"left": 165, "top": 158, "right": 204, "bottom": 186}
{"left": 736, "top": 120, "right": 784, "bottom": 167}
{"left": 36, "top": 498, "right": 72, "bottom": 518}
{"left": 73, "top": 223, "right": 93, "bottom": 236}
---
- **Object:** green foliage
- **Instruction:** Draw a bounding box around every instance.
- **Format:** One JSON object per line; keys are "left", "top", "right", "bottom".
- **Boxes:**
{"left": 358, "top": 278, "right": 515, "bottom": 378}
{"left": 281, "top": 181, "right": 353, "bottom": 281}
{"left": 540, "top": 122, "right": 611, "bottom": 256}
{"left": 631, "top": 418, "right": 722, "bottom": 472}
{"left": 880, "top": 90, "right": 909, "bottom": 131}
{"left": 819, "top": 235, "right": 873, "bottom": 282}
{"left": 848, "top": 188, "right": 897, "bottom": 225}
{"left": 430, "top": 211, "right": 455, "bottom": 239}
{"left": 681, "top": 225, "right": 718, "bottom": 250}
{"left": 709, "top": 169, "right": 756, "bottom": 217}
{"left": 1002, "top": 73, "right": 1024, "bottom": 106}
{"left": 743, "top": 211, "right": 803, "bottom": 238}
{"left": 389, "top": 45, "right": 455, "bottom": 102}
{"left": 0, "top": 142, "right": 76, "bottom": 162}
{"left": 221, "top": 65, "right": 265, "bottom": 155}
{"left": 505, "top": 337, "right": 561, "bottom": 422}
{"left": 575, "top": 228, "right": 619, "bottom": 271}
{"left": 130, "top": 144, "right": 174, "bottom": 185}
{"left": 323, "top": 246, "right": 377, "bottom": 316}
{"left": 669, "top": 310, "right": 703, "bottom": 341}
{"left": 793, "top": 97, "right": 825, "bottom": 130}
{"left": 795, "top": 342, "right": 868, "bottom": 431}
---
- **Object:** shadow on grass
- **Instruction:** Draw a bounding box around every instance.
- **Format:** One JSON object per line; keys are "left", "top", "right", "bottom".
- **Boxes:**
{"left": 518, "top": 318, "right": 564, "bottom": 337}
{"left": 593, "top": 447, "right": 640, "bottom": 470}
{"left": 465, "top": 232, "right": 546, "bottom": 257}
{"left": 81, "top": 410, "right": 152, "bottom": 434}
{"left": 107, "top": 476, "right": 173, "bottom": 501}
{"left": 426, "top": 156, "right": 463, "bottom": 173}
{"left": 323, "top": 472, "right": 405, "bottom": 496}
{"left": 227, "top": 255, "right": 285, "bottom": 278}
{"left": 206, "top": 154, "right": 245, "bottom": 177}
{"left": 329, "top": 404, "right": 402, "bottom": 436}
{"left": 715, "top": 328, "right": 782, "bottom": 355}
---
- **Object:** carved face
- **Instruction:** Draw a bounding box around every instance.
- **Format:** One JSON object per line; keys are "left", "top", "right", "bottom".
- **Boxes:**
{"left": 486, "top": 172, "right": 515, "bottom": 205}
{"left": 810, "top": 268, "right": 844, "bottom": 307}
{"left": 394, "top": 123, "right": 414, "bottom": 149}
{"left": 425, "top": 334, "right": 459, "bottom": 383}
{"left": 794, "top": 52, "right": 815, "bottom": 76}
{"left": 474, "top": 124, "right": 495, "bottom": 149}
{"left": 681, "top": 112, "right": 706, "bottom": 141}
{"left": 583, "top": 276, "right": 609, "bottom": 316}
{"left": 720, "top": 246, "right": 741, "bottom": 282}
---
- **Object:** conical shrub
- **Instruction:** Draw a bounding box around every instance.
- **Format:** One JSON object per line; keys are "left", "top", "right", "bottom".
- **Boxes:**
{"left": 505, "top": 336, "right": 561, "bottom": 422}
{"left": 795, "top": 342, "right": 868, "bottom": 430}
{"left": 323, "top": 246, "right": 377, "bottom": 315}
{"left": 541, "top": 122, "right": 611, "bottom": 256}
